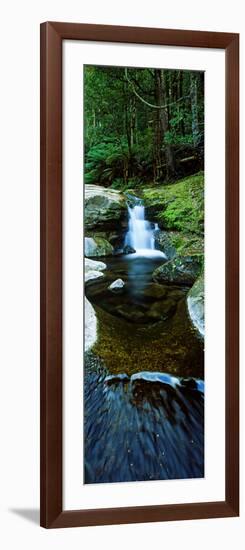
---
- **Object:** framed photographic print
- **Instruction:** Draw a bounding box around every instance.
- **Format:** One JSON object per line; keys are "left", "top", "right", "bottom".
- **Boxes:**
{"left": 40, "top": 22, "right": 239, "bottom": 528}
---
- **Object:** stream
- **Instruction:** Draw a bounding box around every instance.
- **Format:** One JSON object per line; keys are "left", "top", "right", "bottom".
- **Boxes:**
{"left": 84, "top": 197, "right": 204, "bottom": 484}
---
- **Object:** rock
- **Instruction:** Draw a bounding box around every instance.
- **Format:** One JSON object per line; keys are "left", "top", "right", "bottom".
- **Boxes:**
{"left": 113, "top": 244, "right": 136, "bottom": 256}
{"left": 87, "top": 230, "right": 124, "bottom": 246}
{"left": 123, "top": 244, "right": 136, "bottom": 255}
{"left": 85, "top": 258, "right": 106, "bottom": 284}
{"left": 180, "top": 377, "right": 205, "bottom": 394}
{"left": 85, "top": 236, "right": 113, "bottom": 257}
{"left": 168, "top": 289, "right": 186, "bottom": 300}
{"left": 85, "top": 258, "right": 107, "bottom": 273}
{"left": 143, "top": 173, "right": 204, "bottom": 235}
{"left": 154, "top": 230, "right": 204, "bottom": 260}
{"left": 112, "top": 248, "right": 124, "bottom": 256}
{"left": 115, "top": 304, "right": 145, "bottom": 322}
{"left": 187, "top": 273, "right": 204, "bottom": 337}
{"left": 108, "top": 278, "right": 125, "bottom": 291}
{"left": 147, "top": 299, "right": 176, "bottom": 321}
{"left": 138, "top": 283, "right": 167, "bottom": 300}
{"left": 85, "top": 297, "right": 97, "bottom": 351}
{"left": 153, "top": 255, "right": 202, "bottom": 285}
{"left": 85, "top": 184, "right": 126, "bottom": 230}
{"left": 154, "top": 230, "right": 179, "bottom": 259}
{"left": 85, "top": 270, "right": 104, "bottom": 283}
{"left": 104, "top": 373, "right": 129, "bottom": 385}
{"left": 131, "top": 371, "right": 180, "bottom": 389}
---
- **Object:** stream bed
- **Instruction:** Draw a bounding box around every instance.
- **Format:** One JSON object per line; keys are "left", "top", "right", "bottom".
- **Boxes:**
{"left": 86, "top": 253, "right": 204, "bottom": 377}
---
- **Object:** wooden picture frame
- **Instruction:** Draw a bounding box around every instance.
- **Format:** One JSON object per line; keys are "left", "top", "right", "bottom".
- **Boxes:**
{"left": 40, "top": 21, "right": 239, "bottom": 528}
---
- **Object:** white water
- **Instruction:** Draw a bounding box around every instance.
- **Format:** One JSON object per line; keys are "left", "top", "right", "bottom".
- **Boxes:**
{"left": 125, "top": 202, "right": 166, "bottom": 258}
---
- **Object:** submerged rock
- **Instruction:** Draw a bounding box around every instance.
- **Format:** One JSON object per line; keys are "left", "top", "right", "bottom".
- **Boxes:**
{"left": 85, "top": 297, "right": 97, "bottom": 351}
{"left": 153, "top": 255, "right": 202, "bottom": 285}
{"left": 108, "top": 278, "right": 125, "bottom": 292}
{"left": 85, "top": 236, "right": 113, "bottom": 257}
{"left": 136, "top": 283, "right": 167, "bottom": 300}
{"left": 147, "top": 298, "right": 176, "bottom": 321}
{"left": 85, "top": 184, "right": 126, "bottom": 230}
{"left": 115, "top": 304, "right": 145, "bottom": 323}
{"left": 187, "top": 273, "right": 204, "bottom": 337}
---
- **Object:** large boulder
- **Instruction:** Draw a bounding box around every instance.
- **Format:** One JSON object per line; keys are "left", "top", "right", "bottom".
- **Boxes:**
{"left": 85, "top": 236, "right": 113, "bottom": 257}
{"left": 187, "top": 273, "right": 204, "bottom": 337}
{"left": 85, "top": 184, "right": 126, "bottom": 230}
{"left": 154, "top": 230, "right": 180, "bottom": 259}
{"left": 85, "top": 297, "right": 97, "bottom": 351}
{"left": 85, "top": 258, "right": 106, "bottom": 283}
{"left": 154, "top": 230, "right": 204, "bottom": 260}
{"left": 153, "top": 255, "right": 202, "bottom": 285}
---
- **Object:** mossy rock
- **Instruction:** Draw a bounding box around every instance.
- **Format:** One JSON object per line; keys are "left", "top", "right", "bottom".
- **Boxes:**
{"left": 143, "top": 172, "right": 204, "bottom": 235}
{"left": 84, "top": 236, "right": 113, "bottom": 257}
{"left": 85, "top": 184, "right": 126, "bottom": 230}
{"left": 153, "top": 255, "right": 203, "bottom": 285}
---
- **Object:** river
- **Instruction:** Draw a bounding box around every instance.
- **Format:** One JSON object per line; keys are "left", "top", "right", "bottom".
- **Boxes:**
{"left": 84, "top": 198, "right": 204, "bottom": 484}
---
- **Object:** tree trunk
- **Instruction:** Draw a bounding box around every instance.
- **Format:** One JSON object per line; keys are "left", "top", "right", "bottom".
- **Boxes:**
{"left": 190, "top": 72, "right": 199, "bottom": 147}
{"left": 153, "top": 71, "right": 162, "bottom": 181}
{"left": 178, "top": 70, "right": 185, "bottom": 137}
{"left": 157, "top": 69, "right": 175, "bottom": 180}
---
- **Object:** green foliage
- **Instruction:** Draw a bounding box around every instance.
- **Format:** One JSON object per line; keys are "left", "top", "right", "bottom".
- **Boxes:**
{"left": 84, "top": 65, "right": 204, "bottom": 185}
{"left": 85, "top": 141, "right": 129, "bottom": 185}
{"left": 110, "top": 178, "right": 125, "bottom": 190}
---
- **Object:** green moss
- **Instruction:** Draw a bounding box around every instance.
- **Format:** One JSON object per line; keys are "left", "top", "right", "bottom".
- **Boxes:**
{"left": 143, "top": 172, "right": 204, "bottom": 235}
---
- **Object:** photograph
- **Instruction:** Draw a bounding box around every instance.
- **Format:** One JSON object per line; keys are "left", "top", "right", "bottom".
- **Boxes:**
{"left": 84, "top": 64, "right": 205, "bottom": 484}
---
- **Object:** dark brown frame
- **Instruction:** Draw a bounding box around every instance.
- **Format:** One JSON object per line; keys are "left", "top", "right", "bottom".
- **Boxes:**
{"left": 40, "top": 22, "right": 239, "bottom": 528}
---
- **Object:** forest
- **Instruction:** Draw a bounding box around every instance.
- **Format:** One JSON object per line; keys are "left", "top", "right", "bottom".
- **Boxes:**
{"left": 84, "top": 65, "right": 204, "bottom": 189}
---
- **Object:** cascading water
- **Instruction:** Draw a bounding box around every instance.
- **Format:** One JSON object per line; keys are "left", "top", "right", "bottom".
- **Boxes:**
{"left": 125, "top": 197, "right": 165, "bottom": 258}
{"left": 126, "top": 203, "right": 154, "bottom": 250}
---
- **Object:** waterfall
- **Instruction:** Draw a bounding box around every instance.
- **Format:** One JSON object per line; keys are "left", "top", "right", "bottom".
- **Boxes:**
{"left": 125, "top": 199, "right": 166, "bottom": 258}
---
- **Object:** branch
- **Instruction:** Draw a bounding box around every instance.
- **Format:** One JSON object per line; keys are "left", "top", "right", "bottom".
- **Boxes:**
{"left": 125, "top": 68, "right": 190, "bottom": 110}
